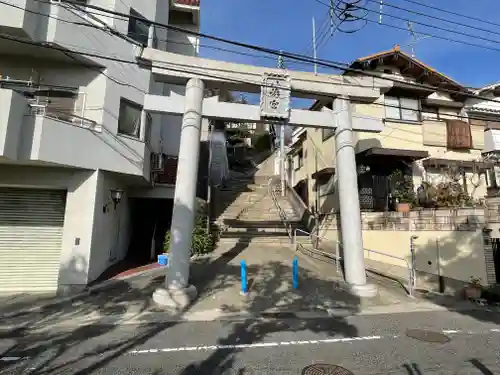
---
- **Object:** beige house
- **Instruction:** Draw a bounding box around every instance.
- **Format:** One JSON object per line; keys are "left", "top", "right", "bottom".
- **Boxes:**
{"left": 289, "top": 45, "right": 489, "bottom": 215}
{"left": 287, "top": 46, "right": 500, "bottom": 292}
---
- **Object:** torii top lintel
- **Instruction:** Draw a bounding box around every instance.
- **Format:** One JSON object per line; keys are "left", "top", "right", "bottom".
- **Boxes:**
{"left": 140, "top": 48, "right": 393, "bottom": 101}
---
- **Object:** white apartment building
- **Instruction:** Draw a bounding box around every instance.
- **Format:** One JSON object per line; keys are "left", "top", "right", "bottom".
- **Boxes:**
{"left": 0, "top": 0, "right": 200, "bottom": 294}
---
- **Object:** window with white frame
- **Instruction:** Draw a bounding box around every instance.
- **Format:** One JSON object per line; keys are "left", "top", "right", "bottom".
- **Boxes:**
{"left": 128, "top": 8, "right": 150, "bottom": 45}
{"left": 385, "top": 96, "right": 420, "bottom": 122}
{"left": 118, "top": 99, "right": 142, "bottom": 139}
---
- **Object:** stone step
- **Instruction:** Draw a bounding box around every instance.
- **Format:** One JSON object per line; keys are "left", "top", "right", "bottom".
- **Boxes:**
{"left": 222, "top": 219, "right": 302, "bottom": 227}
{"left": 219, "top": 230, "right": 291, "bottom": 238}
{"left": 217, "top": 237, "right": 293, "bottom": 246}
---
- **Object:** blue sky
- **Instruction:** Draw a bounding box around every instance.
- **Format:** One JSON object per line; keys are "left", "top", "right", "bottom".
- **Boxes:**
{"left": 199, "top": 0, "right": 500, "bottom": 93}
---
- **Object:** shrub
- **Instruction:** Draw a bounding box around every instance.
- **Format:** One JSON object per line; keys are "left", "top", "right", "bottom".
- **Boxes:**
{"left": 251, "top": 131, "right": 272, "bottom": 153}
{"left": 164, "top": 216, "right": 218, "bottom": 256}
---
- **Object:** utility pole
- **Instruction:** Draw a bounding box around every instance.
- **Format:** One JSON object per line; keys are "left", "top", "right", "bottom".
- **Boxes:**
{"left": 312, "top": 17, "right": 318, "bottom": 74}
{"left": 277, "top": 51, "right": 286, "bottom": 196}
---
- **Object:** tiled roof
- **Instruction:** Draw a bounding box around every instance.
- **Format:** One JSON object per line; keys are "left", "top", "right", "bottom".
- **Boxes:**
{"left": 173, "top": 0, "right": 200, "bottom": 6}
{"left": 351, "top": 45, "right": 465, "bottom": 91}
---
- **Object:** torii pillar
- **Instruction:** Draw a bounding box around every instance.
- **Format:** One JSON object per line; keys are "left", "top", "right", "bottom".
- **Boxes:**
{"left": 334, "top": 96, "right": 377, "bottom": 297}
{"left": 153, "top": 78, "right": 204, "bottom": 310}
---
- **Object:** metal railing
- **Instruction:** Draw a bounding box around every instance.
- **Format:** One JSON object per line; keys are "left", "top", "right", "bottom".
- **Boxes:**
{"left": 268, "top": 173, "right": 416, "bottom": 297}
{"left": 292, "top": 228, "right": 342, "bottom": 273}
{"left": 363, "top": 248, "right": 415, "bottom": 297}
{"left": 29, "top": 102, "right": 97, "bottom": 130}
{"left": 267, "top": 177, "right": 293, "bottom": 239}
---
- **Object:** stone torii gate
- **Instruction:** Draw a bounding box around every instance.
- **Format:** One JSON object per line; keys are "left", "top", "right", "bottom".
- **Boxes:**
{"left": 140, "top": 48, "right": 393, "bottom": 310}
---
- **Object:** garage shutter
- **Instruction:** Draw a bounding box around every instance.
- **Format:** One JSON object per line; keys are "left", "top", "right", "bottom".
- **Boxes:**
{"left": 0, "top": 188, "right": 66, "bottom": 294}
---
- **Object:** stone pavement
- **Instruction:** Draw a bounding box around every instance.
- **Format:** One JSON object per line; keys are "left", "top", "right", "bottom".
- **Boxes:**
{"left": 0, "top": 241, "right": 487, "bottom": 331}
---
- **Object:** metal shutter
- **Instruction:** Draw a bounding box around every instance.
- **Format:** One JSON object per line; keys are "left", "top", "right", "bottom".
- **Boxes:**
{"left": 0, "top": 188, "right": 66, "bottom": 294}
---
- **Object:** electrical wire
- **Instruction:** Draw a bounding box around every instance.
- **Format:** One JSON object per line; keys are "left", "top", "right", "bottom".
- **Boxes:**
{"left": 322, "top": 0, "right": 500, "bottom": 51}
{"left": 398, "top": 0, "right": 500, "bottom": 30}
{"left": 362, "top": 0, "right": 500, "bottom": 40}
{"left": 4, "top": 0, "right": 500, "bottom": 111}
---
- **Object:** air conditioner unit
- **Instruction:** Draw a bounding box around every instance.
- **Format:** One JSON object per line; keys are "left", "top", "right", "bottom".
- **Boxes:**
{"left": 151, "top": 153, "right": 165, "bottom": 172}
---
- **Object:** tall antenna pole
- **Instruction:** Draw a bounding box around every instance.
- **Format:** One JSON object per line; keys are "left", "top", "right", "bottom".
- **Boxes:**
{"left": 406, "top": 21, "right": 431, "bottom": 58}
{"left": 379, "top": 0, "right": 383, "bottom": 24}
{"left": 330, "top": 0, "right": 335, "bottom": 35}
{"left": 407, "top": 21, "right": 416, "bottom": 58}
{"left": 312, "top": 17, "right": 318, "bottom": 74}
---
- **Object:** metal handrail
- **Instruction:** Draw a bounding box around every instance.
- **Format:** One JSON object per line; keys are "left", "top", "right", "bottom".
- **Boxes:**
{"left": 293, "top": 228, "right": 342, "bottom": 273}
{"left": 293, "top": 228, "right": 415, "bottom": 297}
{"left": 363, "top": 248, "right": 415, "bottom": 297}
{"left": 267, "top": 177, "right": 293, "bottom": 239}
{"left": 270, "top": 174, "right": 415, "bottom": 297}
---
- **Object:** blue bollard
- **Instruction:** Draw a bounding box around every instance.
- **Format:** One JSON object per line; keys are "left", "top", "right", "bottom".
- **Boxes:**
{"left": 292, "top": 256, "right": 299, "bottom": 289}
{"left": 240, "top": 260, "right": 248, "bottom": 295}
{"left": 157, "top": 254, "right": 169, "bottom": 267}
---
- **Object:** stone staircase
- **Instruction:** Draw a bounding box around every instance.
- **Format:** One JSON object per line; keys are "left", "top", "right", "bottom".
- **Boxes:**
{"left": 211, "top": 174, "right": 304, "bottom": 247}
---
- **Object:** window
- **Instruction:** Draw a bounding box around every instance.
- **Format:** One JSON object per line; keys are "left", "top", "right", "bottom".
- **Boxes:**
{"left": 294, "top": 150, "right": 303, "bottom": 170}
{"left": 322, "top": 127, "right": 334, "bottom": 141}
{"left": 385, "top": 96, "right": 420, "bottom": 122}
{"left": 118, "top": 99, "right": 142, "bottom": 138}
{"left": 128, "top": 8, "right": 150, "bottom": 45}
{"left": 421, "top": 105, "right": 440, "bottom": 121}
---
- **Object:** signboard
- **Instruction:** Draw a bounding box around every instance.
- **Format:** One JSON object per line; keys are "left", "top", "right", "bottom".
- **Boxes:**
{"left": 260, "top": 72, "right": 291, "bottom": 120}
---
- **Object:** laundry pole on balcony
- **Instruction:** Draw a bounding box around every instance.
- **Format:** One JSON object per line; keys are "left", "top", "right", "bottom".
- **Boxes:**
{"left": 152, "top": 77, "right": 204, "bottom": 310}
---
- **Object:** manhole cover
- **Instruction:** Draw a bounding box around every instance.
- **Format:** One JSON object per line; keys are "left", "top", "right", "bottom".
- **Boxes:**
{"left": 405, "top": 329, "right": 450, "bottom": 343}
{"left": 302, "top": 364, "right": 354, "bottom": 375}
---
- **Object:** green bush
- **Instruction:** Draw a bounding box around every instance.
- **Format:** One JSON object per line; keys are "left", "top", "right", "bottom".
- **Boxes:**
{"left": 163, "top": 216, "right": 218, "bottom": 256}
{"left": 251, "top": 132, "right": 272, "bottom": 152}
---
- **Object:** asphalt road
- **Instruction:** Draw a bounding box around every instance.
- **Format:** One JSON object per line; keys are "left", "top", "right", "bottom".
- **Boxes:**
{"left": 1, "top": 309, "right": 500, "bottom": 374}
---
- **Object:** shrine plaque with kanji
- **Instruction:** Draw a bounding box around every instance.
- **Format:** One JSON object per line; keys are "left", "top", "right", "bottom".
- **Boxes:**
{"left": 260, "top": 72, "right": 291, "bottom": 119}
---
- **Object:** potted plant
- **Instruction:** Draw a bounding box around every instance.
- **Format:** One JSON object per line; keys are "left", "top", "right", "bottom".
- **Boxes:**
{"left": 390, "top": 170, "right": 415, "bottom": 212}
{"left": 464, "top": 276, "right": 482, "bottom": 299}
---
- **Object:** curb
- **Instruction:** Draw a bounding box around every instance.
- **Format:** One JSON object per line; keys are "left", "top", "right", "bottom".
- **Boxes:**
{"left": 0, "top": 266, "right": 166, "bottom": 319}
{"left": 0, "top": 301, "right": 489, "bottom": 331}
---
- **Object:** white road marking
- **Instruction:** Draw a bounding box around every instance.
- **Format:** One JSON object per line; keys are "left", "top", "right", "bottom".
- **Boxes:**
{"left": 0, "top": 356, "right": 22, "bottom": 361}
{"left": 128, "top": 328, "right": 500, "bottom": 356}
{"left": 129, "top": 335, "right": 382, "bottom": 355}
{"left": 442, "top": 329, "right": 461, "bottom": 334}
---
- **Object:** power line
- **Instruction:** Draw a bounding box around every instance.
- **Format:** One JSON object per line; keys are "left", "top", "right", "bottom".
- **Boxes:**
{"left": 1, "top": 34, "right": 496, "bottom": 131}
{"left": 323, "top": 0, "right": 500, "bottom": 52}
{"left": 314, "top": 0, "right": 500, "bottom": 52}
{"left": 362, "top": 0, "right": 500, "bottom": 40}
{"left": 398, "top": 0, "right": 500, "bottom": 30}
{"left": 4, "top": 0, "right": 500, "bottom": 109}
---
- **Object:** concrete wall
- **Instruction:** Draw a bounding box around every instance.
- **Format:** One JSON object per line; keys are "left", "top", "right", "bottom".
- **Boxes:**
{"left": 0, "top": 0, "right": 40, "bottom": 39}
{"left": 0, "top": 88, "right": 27, "bottom": 159}
{"left": 87, "top": 170, "right": 131, "bottom": 283}
{"left": 0, "top": 165, "right": 131, "bottom": 291}
{"left": 317, "top": 208, "right": 488, "bottom": 291}
{"left": 0, "top": 0, "right": 200, "bottom": 172}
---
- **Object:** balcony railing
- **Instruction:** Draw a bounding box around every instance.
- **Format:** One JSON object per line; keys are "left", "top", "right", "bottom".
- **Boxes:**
{"left": 27, "top": 91, "right": 98, "bottom": 130}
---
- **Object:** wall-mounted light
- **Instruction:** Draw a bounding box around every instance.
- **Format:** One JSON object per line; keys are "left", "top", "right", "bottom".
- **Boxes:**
{"left": 103, "top": 188, "right": 124, "bottom": 213}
